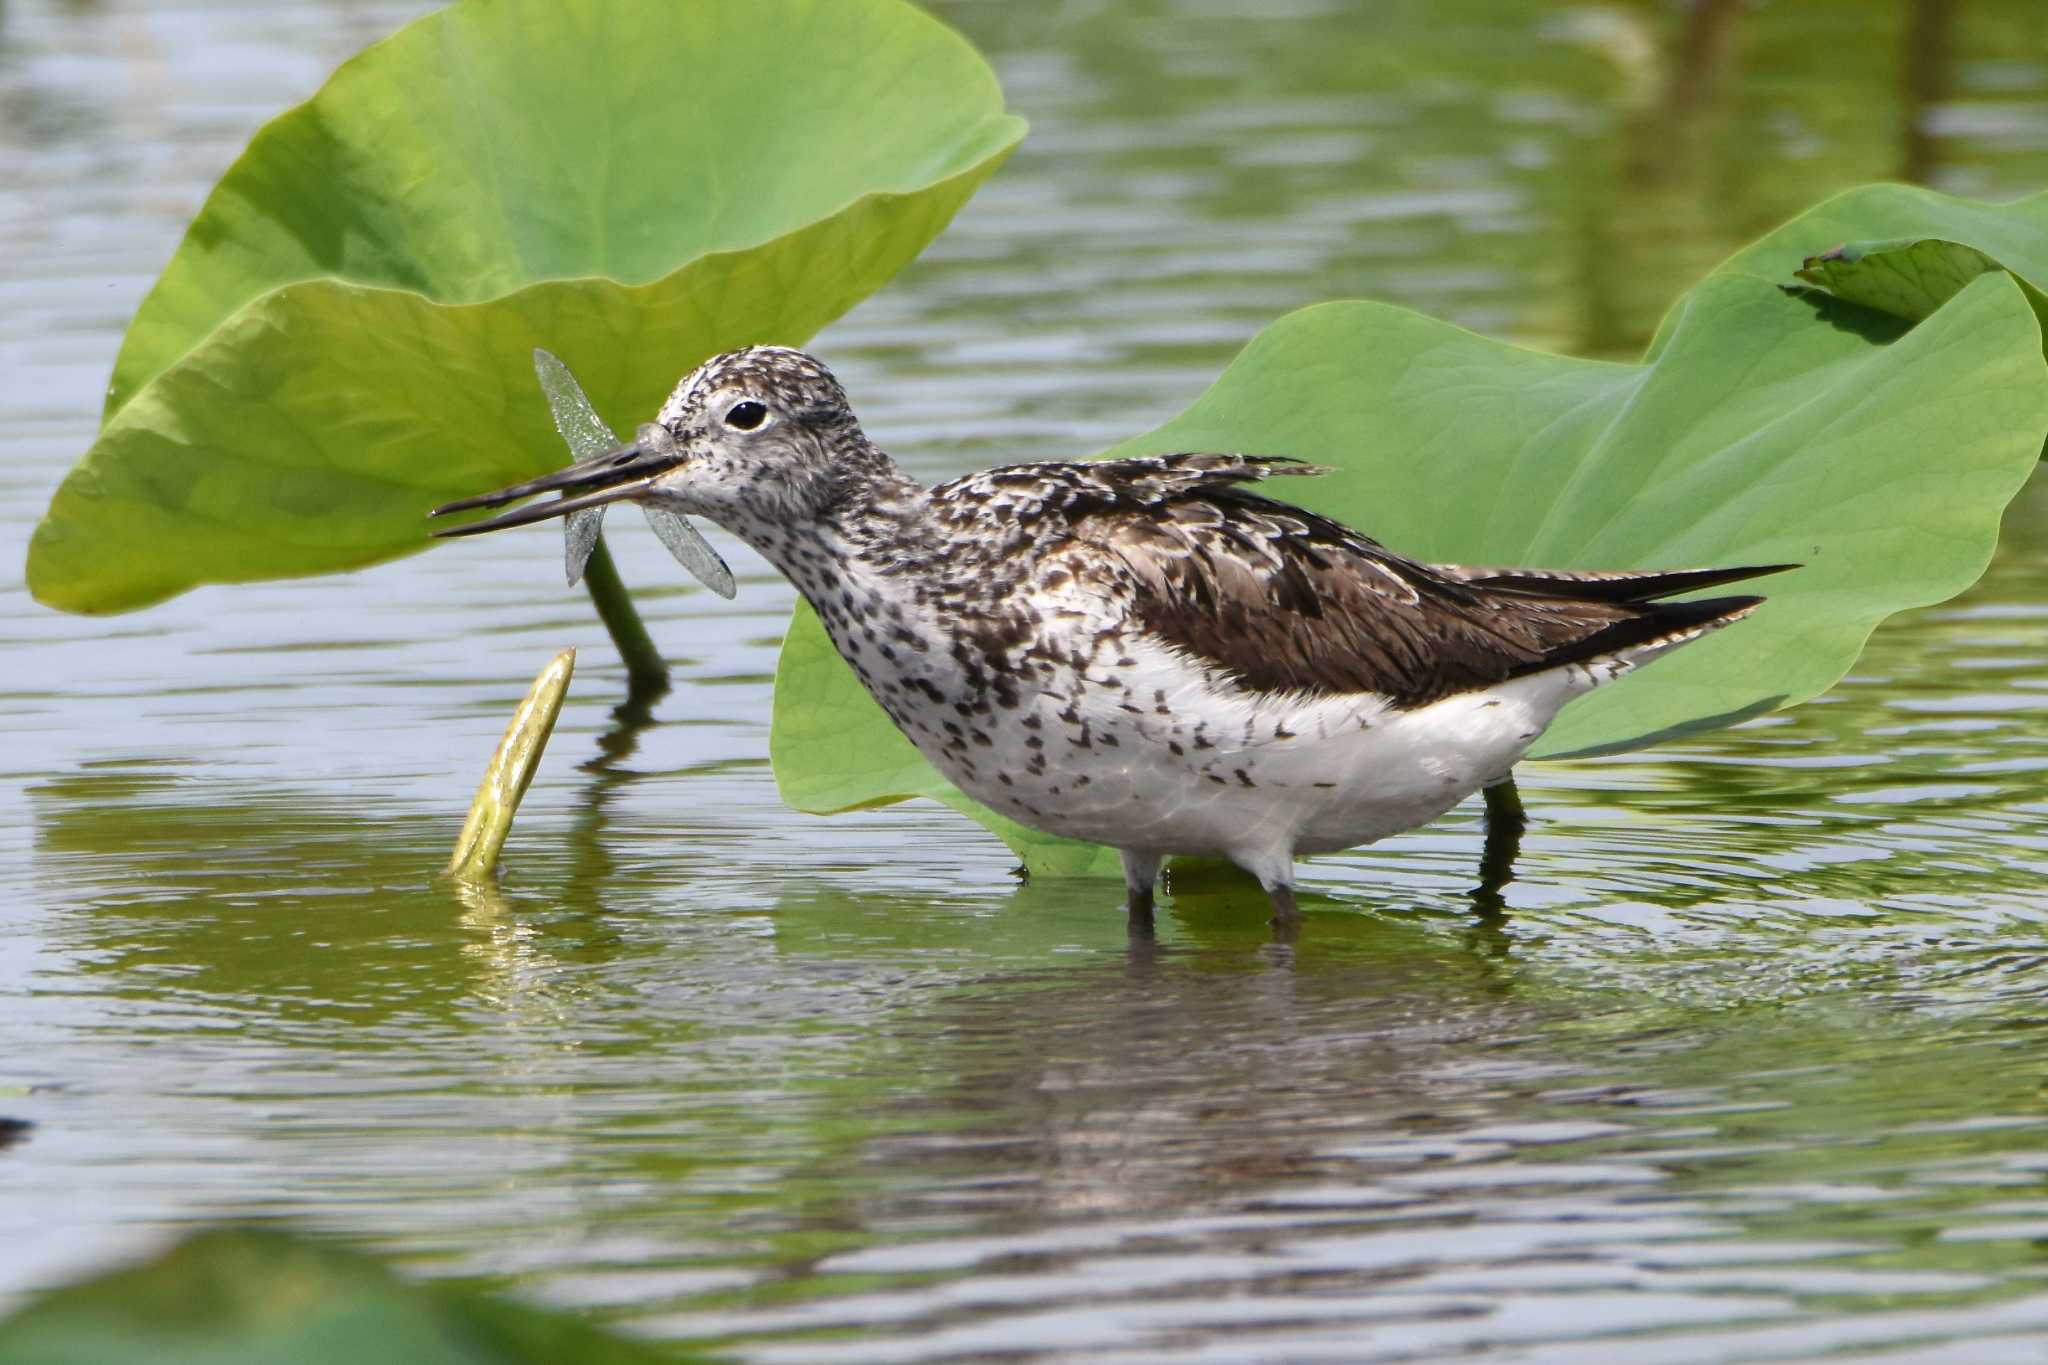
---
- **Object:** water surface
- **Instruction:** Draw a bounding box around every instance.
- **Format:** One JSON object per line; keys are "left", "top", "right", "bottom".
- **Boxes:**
{"left": 7, "top": 1, "right": 2048, "bottom": 1360}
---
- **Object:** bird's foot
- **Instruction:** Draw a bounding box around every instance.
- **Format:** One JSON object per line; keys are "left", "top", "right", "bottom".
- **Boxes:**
{"left": 1120, "top": 849, "right": 1162, "bottom": 941}
{"left": 1266, "top": 883, "right": 1301, "bottom": 943}
{"left": 1125, "top": 884, "right": 1157, "bottom": 940}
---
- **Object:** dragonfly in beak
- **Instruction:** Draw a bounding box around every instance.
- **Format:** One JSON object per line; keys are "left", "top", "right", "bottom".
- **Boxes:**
{"left": 429, "top": 349, "right": 736, "bottom": 598}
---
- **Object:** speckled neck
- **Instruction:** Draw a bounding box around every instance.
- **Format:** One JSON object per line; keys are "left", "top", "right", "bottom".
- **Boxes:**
{"left": 717, "top": 446, "right": 935, "bottom": 608}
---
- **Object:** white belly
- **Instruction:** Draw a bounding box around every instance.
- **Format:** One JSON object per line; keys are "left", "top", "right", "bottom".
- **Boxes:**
{"left": 919, "top": 638, "right": 1594, "bottom": 864}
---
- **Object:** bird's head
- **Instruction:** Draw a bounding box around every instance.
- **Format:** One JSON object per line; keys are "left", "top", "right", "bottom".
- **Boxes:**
{"left": 431, "top": 346, "right": 881, "bottom": 547}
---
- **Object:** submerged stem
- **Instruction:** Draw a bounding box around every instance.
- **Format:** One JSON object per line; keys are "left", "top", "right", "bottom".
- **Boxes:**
{"left": 579, "top": 535, "right": 669, "bottom": 701}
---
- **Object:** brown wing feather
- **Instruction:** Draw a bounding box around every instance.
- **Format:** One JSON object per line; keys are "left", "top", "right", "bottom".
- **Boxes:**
{"left": 925, "top": 453, "right": 1772, "bottom": 707}
{"left": 1048, "top": 461, "right": 1757, "bottom": 706}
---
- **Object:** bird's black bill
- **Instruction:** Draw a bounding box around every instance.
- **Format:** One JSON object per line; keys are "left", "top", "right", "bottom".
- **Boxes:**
{"left": 429, "top": 438, "right": 684, "bottom": 537}
{"left": 431, "top": 477, "right": 661, "bottom": 538}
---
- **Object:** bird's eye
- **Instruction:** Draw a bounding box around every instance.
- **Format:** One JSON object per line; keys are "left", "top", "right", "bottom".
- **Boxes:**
{"left": 723, "top": 400, "right": 769, "bottom": 432}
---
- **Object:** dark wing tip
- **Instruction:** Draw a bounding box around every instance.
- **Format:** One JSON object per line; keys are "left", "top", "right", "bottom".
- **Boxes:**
{"left": 1466, "top": 561, "right": 1803, "bottom": 605}
{"left": 1648, "top": 563, "right": 1801, "bottom": 598}
{"left": 1633, "top": 562, "right": 1801, "bottom": 600}
{"left": 1515, "top": 591, "right": 1767, "bottom": 683}
{"left": 1648, "top": 591, "right": 1769, "bottom": 635}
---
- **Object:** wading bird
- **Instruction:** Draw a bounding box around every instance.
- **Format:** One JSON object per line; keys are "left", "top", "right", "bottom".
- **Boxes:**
{"left": 434, "top": 348, "right": 1785, "bottom": 931}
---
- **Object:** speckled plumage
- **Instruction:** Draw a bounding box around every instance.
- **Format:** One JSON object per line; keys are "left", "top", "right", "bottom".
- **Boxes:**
{"left": 435, "top": 346, "right": 1786, "bottom": 929}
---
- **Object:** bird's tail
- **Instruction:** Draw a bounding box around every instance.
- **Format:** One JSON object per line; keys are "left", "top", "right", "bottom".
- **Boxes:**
{"left": 1539, "top": 591, "right": 1769, "bottom": 685}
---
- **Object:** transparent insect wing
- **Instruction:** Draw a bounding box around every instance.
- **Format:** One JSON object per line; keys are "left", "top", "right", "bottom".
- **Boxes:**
{"left": 562, "top": 506, "right": 604, "bottom": 587}
{"left": 644, "top": 506, "right": 737, "bottom": 599}
{"left": 535, "top": 349, "right": 619, "bottom": 586}
{"left": 534, "top": 348, "right": 618, "bottom": 461}
{"left": 622, "top": 424, "right": 735, "bottom": 597}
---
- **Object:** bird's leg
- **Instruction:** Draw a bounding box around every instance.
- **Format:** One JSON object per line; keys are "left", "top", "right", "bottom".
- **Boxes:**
{"left": 1264, "top": 882, "right": 1302, "bottom": 942}
{"left": 1235, "top": 848, "right": 1303, "bottom": 940}
{"left": 1474, "top": 775, "right": 1527, "bottom": 915}
{"left": 1120, "top": 849, "right": 1162, "bottom": 938}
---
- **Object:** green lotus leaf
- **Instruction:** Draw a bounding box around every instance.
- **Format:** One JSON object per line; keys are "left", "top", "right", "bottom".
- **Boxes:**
{"left": 1651, "top": 184, "right": 2048, "bottom": 354}
{"left": 771, "top": 266, "right": 2048, "bottom": 874}
{"left": 1789, "top": 236, "right": 2048, "bottom": 353}
{"left": 28, "top": 0, "right": 1023, "bottom": 613}
{"left": 0, "top": 1226, "right": 701, "bottom": 1365}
